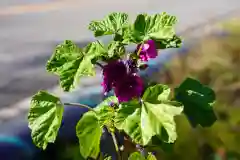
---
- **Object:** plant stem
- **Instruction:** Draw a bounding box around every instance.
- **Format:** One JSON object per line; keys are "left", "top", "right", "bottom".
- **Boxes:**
{"left": 110, "top": 132, "right": 121, "bottom": 160}
{"left": 137, "top": 42, "right": 144, "bottom": 56}
{"left": 98, "top": 152, "right": 104, "bottom": 160}
{"left": 63, "top": 102, "right": 95, "bottom": 112}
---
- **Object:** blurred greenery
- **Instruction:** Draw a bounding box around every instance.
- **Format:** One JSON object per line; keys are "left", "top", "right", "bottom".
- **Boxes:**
{"left": 155, "top": 18, "right": 240, "bottom": 160}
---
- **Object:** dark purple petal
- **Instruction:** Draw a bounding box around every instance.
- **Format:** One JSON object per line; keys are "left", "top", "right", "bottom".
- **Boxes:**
{"left": 136, "top": 40, "right": 158, "bottom": 62}
{"left": 114, "top": 75, "right": 144, "bottom": 102}
{"left": 102, "top": 60, "right": 127, "bottom": 93}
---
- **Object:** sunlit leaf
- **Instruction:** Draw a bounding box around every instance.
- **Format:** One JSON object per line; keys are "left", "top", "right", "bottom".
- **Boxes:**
{"left": 28, "top": 91, "right": 64, "bottom": 150}
{"left": 46, "top": 40, "right": 96, "bottom": 91}
{"left": 142, "top": 84, "right": 171, "bottom": 103}
{"left": 88, "top": 12, "right": 129, "bottom": 37}
{"left": 132, "top": 12, "right": 177, "bottom": 43}
{"left": 76, "top": 111, "right": 102, "bottom": 159}
{"left": 115, "top": 84, "right": 183, "bottom": 145}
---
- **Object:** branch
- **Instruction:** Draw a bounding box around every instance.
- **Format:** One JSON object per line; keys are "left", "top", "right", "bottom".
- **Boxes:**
{"left": 63, "top": 102, "right": 95, "bottom": 112}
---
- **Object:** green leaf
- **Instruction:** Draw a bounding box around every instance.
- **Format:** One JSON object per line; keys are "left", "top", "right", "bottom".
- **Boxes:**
{"left": 142, "top": 84, "right": 171, "bottom": 103}
{"left": 28, "top": 91, "right": 64, "bottom": 150}
{"left": 107, "top": 41, "right": 125, "bottom": 58}
{"left": 46, "top": 40, "right": 96, "bottom": 91}
{"left": 115, "top": 90, "right": 183, "bottom": 145}
{"left": 88, "top": 12, "right": 129, "bottom": 37}
{"left": 128, "top": 152, "right": 146, "bottom": 160}
{"left": 94, "top": 96, "right": 118, "bottom": 132}
{"left": 84, "top": 41, "right": 106, "bottom": 59}
{"left": 132, "top": 12, "right": 177, "bottom": 42}
{"left": 85, "top": 40, "right": 125, "bottom": 61}
{"left": 149, "top": 136, "right": 174, "bottom": 153}
{"left": 146, "top": 153, "right": 157, "bottom": 160}
{"left": 95, "top": 96, "right": 118, "bottom": 111}
{"left": 75, "top": 96, "right": 118, "bottom": 158}
{"left": 155, "top": 35, "right": 182, "bottom": 49}
{"left": 46, "top": 40, "right": 81, "bottom": 73}
{"left": 59, "top": 57, "right": 95, "bottom": 91}
{"left": 76, "top": 111, "right": 102, "bottom": 159}
{"left": 174, "top": 77, "right": 217, "bottom": 127}
{"left": 114, "top": 25, "right": 133, "bottom": 44}
{"left": 115, "top": 100, "right": 143, "bottom": 144}
{"left": 141, "top": 101, "right": 183, "bottom": 144}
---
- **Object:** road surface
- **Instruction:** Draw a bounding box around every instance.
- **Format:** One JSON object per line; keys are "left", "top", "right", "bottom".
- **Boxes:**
{"left": 0, "top": 0, "right": 239, "bottom": 123}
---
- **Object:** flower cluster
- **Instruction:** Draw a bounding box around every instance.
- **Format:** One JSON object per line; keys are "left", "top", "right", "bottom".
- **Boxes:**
{"left": 101, "top": 39, "right": 158, "bottom": 102}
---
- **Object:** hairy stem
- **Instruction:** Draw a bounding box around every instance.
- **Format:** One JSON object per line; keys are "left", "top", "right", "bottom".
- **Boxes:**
{"left": 110, "top": 132, "right": 121, "bottom": 160}
{"left": 63, "top": 102, "right": 95, "bottom": 112}
{"left": 137, "top": 43, "right": 143, "bottom": 56}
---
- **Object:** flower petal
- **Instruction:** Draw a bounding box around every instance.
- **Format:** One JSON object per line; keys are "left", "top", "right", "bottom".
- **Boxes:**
{"left": 101, "top": 60, "right": 127, "bottom": 93}
{"left": 114, "top": 75, "right": 144, "bottom": 102}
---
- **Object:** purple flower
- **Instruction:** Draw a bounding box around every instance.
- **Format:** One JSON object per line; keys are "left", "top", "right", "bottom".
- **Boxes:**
{"left": 136, "top": 40, "right": 158, "bottom": 62}
{"left": 101, "top": 60, "right": 127, "bottom": 94}
{"left": 101, "top": 60, "right": 144, "bottom": 102}
{"left": 114, "top": 75, "right": 144, "bottom": 102}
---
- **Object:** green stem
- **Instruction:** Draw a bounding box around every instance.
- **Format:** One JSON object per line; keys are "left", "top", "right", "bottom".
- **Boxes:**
{"left": 137, "top": 42, "right": 144, "bottom": 56}
{"left": 137, "top": 44, "right": 143, "bottom": 56}
{"left": 110, "top": 132, "right": 121, "bottom": 160}
{"left": 98, "top": 152, "right": 104, "bottom": 160}
{"left": 63, "top": 102, "right": 95, "bottom": 112}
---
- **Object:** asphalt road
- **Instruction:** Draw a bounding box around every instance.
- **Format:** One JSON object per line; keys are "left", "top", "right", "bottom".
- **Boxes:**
{"left": 0, "top": 0, "right": 239, "bottom": 115}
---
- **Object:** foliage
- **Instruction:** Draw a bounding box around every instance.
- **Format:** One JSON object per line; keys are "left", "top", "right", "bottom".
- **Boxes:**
{"left": 28, "top": 12, "right": 217, "bottom": 159}
{"left": 151, "top": 18, "right": 240, "bottom": 159}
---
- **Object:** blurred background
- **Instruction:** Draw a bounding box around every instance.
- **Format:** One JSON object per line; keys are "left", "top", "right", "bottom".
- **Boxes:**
{"left": 0, "top": 0, "right": 240, "bottom": 159}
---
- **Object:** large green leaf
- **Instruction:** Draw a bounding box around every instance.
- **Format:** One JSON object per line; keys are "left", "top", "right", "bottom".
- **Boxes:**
{"left": 76, "top": 97, "right": 119, "bottom": 159}
{"left": 76, "top": 111, "right": 102, "bottom": 159}
{"left": 115, "top": 84, "right": 183, "bottom": 145}
{"left": 115, "top": 100, "right": 143, "bottom": 144}
{"left": 46, "top": 40, "right": 97, "bottom": 91}
{"left": 141, "top": 101, "right": 183, "bottom": 145}
{"left": 155, "top": 35, "right": 182, "bottom": 49}
{"left": 174, "top": 77, "right": 217, "bottom": 127}
{"left": 88, "top": 12, "right": 129, "bottom": 37}
{"left": 28, "top": 91, "right": 64, "bottom": 150}
{"left": 132, "top": 12, "right": 177, "bottom": 42}
{"left": 142, "top": 84, "right": 171, "bottom": 103}
{"left": 84, "top": 41, "right": 106, "bottom": 59}
{"left": 107, "top": 41, "right": 125, "bottom": 58}
{"left": 46, "top": 40, "right": 81, "bottom": 73}
{"left": 85, "top": 40, "right": 125, "bottom": 61}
